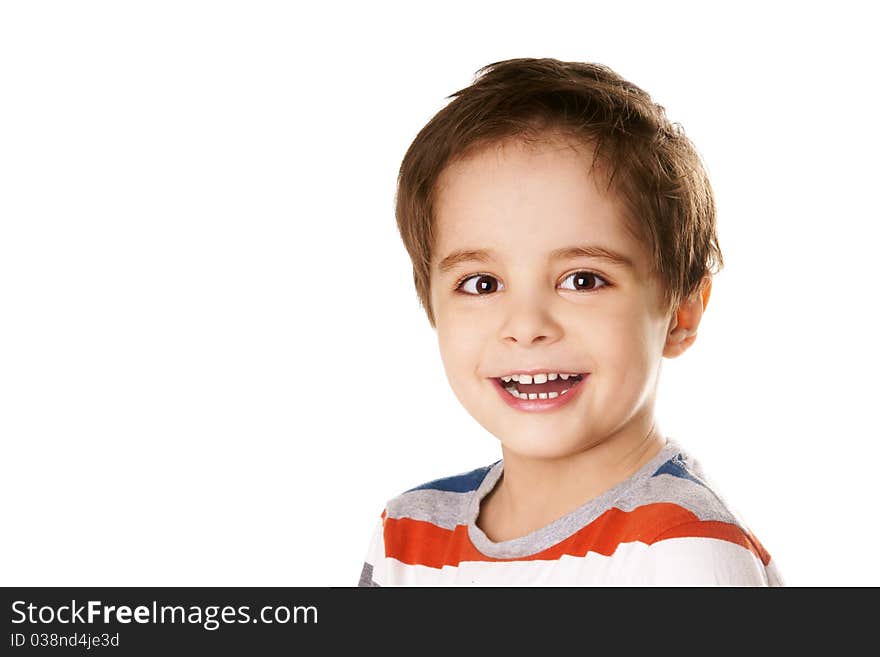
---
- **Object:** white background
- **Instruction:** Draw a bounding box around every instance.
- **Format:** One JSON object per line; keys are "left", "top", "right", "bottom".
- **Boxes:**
{"left": 1, "top": 0, "right": 877, "bottom": 587}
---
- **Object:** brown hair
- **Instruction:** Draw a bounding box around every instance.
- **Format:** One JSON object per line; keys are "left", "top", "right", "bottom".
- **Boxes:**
{"left": 394, "top": 57, "right": 723, "bottom": 327}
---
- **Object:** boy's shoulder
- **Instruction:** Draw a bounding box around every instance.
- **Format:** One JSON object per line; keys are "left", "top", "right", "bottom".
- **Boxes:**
{"left": 616, "top": 446, "right": 773, "bottom": 569}
{"left": 382, "top": 461, "right": 501, "bottom": 529}
{"left": 379, "top": 441, "right": 759, "bottom": 548}
{"left": 624, "top": 447, "right": 744, "bottom": 534}
{"left": 403, "top": 462, "right": 499, "bottom": 494}
{"left": 630, "top": 446, "right": 774, "bottom": 570}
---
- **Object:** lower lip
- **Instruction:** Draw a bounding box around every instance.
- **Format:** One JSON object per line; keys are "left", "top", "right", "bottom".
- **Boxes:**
{"left": 491, "top": 375, "right": 589, "bottom": 412}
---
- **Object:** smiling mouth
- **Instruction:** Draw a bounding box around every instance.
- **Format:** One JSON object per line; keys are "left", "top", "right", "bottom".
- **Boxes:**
{"left": 494, "top": 373, "right": 585, "bottom": 399}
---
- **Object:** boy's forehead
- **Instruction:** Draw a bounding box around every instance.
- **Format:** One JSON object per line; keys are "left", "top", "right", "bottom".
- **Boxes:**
{"left": 436, "top": 134, "right": 593, "bottom": 198}
{"left": 432, "top": 138, "right": 647, "bottom": 274}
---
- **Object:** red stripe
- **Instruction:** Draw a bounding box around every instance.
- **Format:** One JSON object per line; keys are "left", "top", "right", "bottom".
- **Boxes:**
{"left": 383, "top": 502, "right": 771, "bottom": 568}
{"left": 655, "top": 520, "right": 771, "bottom": 565}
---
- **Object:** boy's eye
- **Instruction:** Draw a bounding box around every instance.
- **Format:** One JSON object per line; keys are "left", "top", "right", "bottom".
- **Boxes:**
{"left": 559, "top": 271, "right": 609, "bottom": 292}
{"left": 457, "top": 274, "right": 503, "bottom": 295}
{"left": 455, "top": 271, "right": 609, "bottom": 295}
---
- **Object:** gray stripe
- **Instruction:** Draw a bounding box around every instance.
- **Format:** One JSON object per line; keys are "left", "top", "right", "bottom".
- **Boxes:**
{"left": 358, "top": 562, "right": 379, "bottom": 587}
{"left": 384, "top": 488, "right": 474, "bottom": 530}
{"left": 614, "top": 448, "right": 739, "bottom": 526}
{"left": 466, "top": 438, "right": 744, "bottom": 559}
{"left": 615, "top": 470, "right": 738, "bottom": 523}
{"left": 378, "top": 437, "right": 748, "bottom": 562}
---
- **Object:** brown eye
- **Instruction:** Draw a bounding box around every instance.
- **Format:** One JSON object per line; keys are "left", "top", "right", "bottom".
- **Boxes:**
{"left": 458, "top": 274, "right": 502, "bottom": 295}
{"left": 560, "top": 271, "right": 609, "bottom": 291}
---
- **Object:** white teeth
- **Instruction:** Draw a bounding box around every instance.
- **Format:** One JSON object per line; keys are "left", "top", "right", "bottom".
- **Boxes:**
{"left": 504, "top": 372, "right": 583, "bottom": 382}
{"left": 501, "top": 371, "right": 585, "bottom": 394}
{"left": 503, "top": 388, "right": 564, "bottom": 401}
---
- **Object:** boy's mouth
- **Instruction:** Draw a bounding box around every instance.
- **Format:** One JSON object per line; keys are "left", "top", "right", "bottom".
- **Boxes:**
{"left": 493, "top": 373, "right": 586, "bottom": 398}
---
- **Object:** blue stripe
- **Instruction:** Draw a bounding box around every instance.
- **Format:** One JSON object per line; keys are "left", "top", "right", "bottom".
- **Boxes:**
{"left": 406, "top": 462, "right": 497, "bottom": 493}
{"left": 652, "top": 453, "right": 705, "bottom": 488}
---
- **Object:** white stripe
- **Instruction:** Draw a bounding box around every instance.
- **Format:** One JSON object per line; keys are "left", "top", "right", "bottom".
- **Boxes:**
{"left": 361, "top": 517, "right": 386, "bottom": 583}
{"left": 372, "top": 537, "right": 775, "bottom": 586}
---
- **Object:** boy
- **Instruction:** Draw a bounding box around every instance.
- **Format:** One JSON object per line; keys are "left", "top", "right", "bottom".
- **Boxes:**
{"left": 359, "top": 58, "right": 783, "bottom": 586}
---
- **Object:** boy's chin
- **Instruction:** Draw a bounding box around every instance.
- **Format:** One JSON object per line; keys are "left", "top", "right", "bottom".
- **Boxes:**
{"left": 496, "top": 433, "right": 588, "bottom": 461}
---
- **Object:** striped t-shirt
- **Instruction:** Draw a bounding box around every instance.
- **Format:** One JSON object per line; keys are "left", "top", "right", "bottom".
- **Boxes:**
{"left": 358, "top": 438, "right": 783, "bottom": 586}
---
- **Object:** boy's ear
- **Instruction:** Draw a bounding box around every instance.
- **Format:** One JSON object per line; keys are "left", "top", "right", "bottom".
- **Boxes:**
{"left": 663, "top": 276, "right": 712, "bottom": 359}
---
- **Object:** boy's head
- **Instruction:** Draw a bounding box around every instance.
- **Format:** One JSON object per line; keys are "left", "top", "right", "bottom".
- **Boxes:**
{"left": 394, "top": 58, "right": 721, "bottom": 459}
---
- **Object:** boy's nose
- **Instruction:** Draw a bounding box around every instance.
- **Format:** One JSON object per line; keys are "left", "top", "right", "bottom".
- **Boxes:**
{"left": 499, "top": 301, "right": 562, "bottom": 345}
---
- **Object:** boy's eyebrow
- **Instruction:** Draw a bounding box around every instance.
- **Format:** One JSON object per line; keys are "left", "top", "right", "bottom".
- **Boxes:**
{"left": 437, "top": 244, "right": 636, "bottom": 273}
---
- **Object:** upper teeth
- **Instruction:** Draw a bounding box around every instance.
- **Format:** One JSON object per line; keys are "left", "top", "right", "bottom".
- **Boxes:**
{"left": 501, "top": 372, "right": 579, "bottom": 384}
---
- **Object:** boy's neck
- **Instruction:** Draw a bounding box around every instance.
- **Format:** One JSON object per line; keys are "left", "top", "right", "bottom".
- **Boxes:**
{"left": 477, "top": 420, "right": 666, "bottom": 543}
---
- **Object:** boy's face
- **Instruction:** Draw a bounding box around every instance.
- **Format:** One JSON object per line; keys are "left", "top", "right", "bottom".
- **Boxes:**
{"left": 429, "top": 136, "right": 677, "bottom": 460}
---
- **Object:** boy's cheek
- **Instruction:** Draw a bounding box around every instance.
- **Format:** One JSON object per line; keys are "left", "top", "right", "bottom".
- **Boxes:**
{"left": 437, "top": 327, "right": 483, "bottom": 361}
